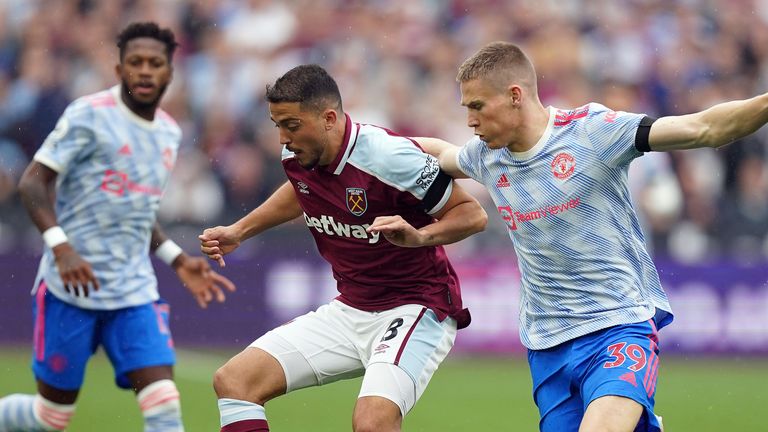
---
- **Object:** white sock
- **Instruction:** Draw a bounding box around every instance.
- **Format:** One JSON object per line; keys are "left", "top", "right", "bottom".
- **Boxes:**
{"left": 0, "top": 394, "right": 39, "bottom": 431}
{"left": 218, "top": 398, "right": 267, "bottom": 428}
{"left": 137, "top": 380, "right": 183, "bottom": 432}
{"left": 0, "top": 393, "right": 75, "bottom": 431}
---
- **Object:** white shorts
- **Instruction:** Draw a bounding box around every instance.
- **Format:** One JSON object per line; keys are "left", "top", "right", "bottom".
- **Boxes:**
{"left": 250, "top": 300, "right": 457, "bottom": 415}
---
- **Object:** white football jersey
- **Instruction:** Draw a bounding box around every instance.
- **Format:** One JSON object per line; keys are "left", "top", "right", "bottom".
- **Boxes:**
{"left": 457, "top": 103, "right": 673, "bottom": 350}
{"left": 32, "top": 86, "right": 181, "bottom": 310}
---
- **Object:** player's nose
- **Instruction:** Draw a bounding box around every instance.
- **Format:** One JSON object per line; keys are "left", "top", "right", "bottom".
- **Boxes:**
{"left": 278, "top": 130, "right": 291, "bottom": 146}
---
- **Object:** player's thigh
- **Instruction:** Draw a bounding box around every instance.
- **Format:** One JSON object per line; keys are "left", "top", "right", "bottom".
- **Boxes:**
{"left": 32, "top": 282, "right": 97, "bottom": 395}
{"left": 527, "top": 346, "right": 584, "bottom": 432}
{"left": 580, "top": 395, "right": 644, "bottom": 432}
{"left": 251, "top": 302, "right": 365, "bottom": 393}
{"left": 361, "top": 305, "right": 457, "bottom": 416}
{"left": 580, "top": 320, "right": 662, "bottom": 432}
{"left": 100, "top": 300, "right": 176, "bottom": 389}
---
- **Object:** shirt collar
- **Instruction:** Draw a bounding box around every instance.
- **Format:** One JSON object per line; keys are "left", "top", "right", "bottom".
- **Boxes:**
{"left": 323, "top": 113, "right": 359, "bottom": 175}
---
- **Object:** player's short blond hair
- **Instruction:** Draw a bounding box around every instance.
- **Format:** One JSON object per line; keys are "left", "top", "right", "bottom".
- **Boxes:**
{"left": 457, "top": 41, "right": 537, "bottom": 92}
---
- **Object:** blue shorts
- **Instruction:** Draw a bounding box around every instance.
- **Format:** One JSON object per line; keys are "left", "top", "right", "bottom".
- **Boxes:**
{"left": 528, "top": 320, "right": 662, "bottom": 432}
{"left": 31, "top": 281, "right": 176, "bottom": 391}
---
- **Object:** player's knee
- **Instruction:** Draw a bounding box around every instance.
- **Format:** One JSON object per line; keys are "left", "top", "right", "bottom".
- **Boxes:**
{"left": 214, "top": 354, "right": 283, "bottom": 404}
{"left": 34, "top": 395, "right": 76, "bottom": 431}
{"left": 213, "top": 363, "right": 236, "bottom": 397}
{"left": 352, "top": 397, "right": 402, "bottom": 432}
{"left": 213, "top": 362, "right": 256, "bottom": 400}
{"left": 352, "top": 412, "right": 400, "bottom": 432}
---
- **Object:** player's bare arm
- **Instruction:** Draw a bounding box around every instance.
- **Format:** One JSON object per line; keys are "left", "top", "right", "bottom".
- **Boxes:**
{"left": 368, "top": 181, "right": 487, "bottom": 248}
{"left": 18, "top": 160, "right": 99, "bottom": 296}
{"left": 649, "top": 92, "right": 768, "bottom": 151}
{"left": 152, "top": 224, "right": 235, "bottom": 308}
{"left": 199, "top": 181, "right": 304, "bottom": 266}
{"left": 412, "top": 137, "right": 467, "bottom": 178}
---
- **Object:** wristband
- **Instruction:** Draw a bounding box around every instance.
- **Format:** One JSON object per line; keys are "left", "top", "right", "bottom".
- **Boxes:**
{"left": 155, "top": 240, "right": 184, "bottom": 266}
{"left": 42, "top": 226, "right": 68, "bottom": 249}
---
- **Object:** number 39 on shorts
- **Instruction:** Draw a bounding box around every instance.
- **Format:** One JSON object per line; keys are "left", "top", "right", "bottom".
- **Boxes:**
{"left": 603, "top": 342, "right": 647, "bottom": 372}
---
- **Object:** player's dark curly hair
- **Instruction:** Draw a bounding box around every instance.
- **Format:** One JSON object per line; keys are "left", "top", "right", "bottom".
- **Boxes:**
{"left": 266, "top": 64, "right": 343, "bottom": 114}
{"left": 116, "top": 22, "right": 178, "bottom": 61}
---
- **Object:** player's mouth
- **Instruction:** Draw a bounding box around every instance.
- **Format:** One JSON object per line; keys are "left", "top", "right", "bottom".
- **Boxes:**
{"left": 133, "top": 82, "right": 156, "bottom": 96}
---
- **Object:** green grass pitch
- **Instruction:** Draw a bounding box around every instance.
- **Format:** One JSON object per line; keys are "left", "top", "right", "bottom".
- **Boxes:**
{"left": 1, "top": 347, "right": 765, "bottom": 431}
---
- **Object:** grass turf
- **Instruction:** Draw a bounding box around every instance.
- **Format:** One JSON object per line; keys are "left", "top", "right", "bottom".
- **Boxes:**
{"left": 0, "top": 347, "right": 765, "bottom": 431}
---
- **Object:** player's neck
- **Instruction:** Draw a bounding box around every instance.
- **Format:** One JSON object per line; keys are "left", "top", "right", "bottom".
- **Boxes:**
{"left": 318, "top": 119, "right": 347, "bottom": 166}
{"left": 506, "top": 104, "right": 550, "bottom": 153}
{"left": 120, "top": 90, "right": 158, "bottom": 121}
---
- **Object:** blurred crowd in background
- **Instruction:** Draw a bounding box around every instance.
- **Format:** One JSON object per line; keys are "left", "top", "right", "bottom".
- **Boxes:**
{"left": 1, "top": 0, "right": 768, "bottom": 264}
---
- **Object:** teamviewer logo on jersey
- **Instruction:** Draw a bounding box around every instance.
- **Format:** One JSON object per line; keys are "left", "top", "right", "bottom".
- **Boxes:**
{"left": 497, "top": 206, "right": 517, "bottom": 231}
{"left": 346, "top": 188, "right": 368, "bottom": 216}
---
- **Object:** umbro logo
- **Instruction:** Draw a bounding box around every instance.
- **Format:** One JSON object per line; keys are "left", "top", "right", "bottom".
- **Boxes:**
{"left": 297, "top": 181, "right": 310, "bottom": 194}
{"left": 496, "top": 173, "right": 510, "bottom": 188}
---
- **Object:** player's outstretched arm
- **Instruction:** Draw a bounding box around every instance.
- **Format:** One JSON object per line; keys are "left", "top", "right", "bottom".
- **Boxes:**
{"left": 18, "top": 161, "right": 100, "bottom": 296}
{"left": 152, "top": 224, "right": 236, "bottom": 309}
{"left": 368, "top": 181, "right": 487, "bottom": 247}
{"left": 649, "top": 92, "right": 768, "bottom": 151}
{"left": 199, "top": 181, "right": 303, "bottom": 266}
{"left": 412, "top": 137, "right": 467, "bottom": 178}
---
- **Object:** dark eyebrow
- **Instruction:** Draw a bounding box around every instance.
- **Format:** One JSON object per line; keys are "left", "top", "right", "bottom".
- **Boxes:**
{"left": 463, "top": 100, "right": 483, "bottom": 109}
{"left": 270, "top": 117, "right": 302, "bottom": 127}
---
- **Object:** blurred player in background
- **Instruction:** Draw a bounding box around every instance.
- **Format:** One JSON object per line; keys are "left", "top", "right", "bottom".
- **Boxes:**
{"left": 417, "top": 41, "right": 768, "bottom": 431}
{"left": 0, "top": 22, "right": 235, "bottom": 432}
{"left": 199, "top": 64, "right": 487, "bottom": 432}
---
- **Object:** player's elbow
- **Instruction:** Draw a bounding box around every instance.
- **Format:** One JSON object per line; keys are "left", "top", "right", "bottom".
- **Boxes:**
{"left": 467, "top": 202, "right": 488, "bottom": 235}
{"left": 17, "top": 169, "right": 39, "bottom": 201}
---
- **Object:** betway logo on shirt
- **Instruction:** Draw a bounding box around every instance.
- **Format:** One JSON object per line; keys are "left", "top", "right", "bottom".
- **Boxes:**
{"left": 304, "top": 213, "right": 381, "bottom": 244}
{"left": 497, "top": 197, "right": 581, "bottom": 231}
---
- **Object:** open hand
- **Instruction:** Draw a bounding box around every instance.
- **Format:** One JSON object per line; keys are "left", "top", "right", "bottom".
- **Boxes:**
{"left": 53, "top": 244, "right": 100, "bottom": 297}
{"left": 175, "top": 256, "right": 236, "bottom": 308}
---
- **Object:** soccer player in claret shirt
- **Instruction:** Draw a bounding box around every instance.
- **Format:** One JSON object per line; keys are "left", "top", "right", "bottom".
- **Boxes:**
{"left": 0, "top": 22, "right": 235, "bottom": 432}
{"left": 199, "top": 64, "right": 487, "bottom": 432}
{"left": 418, "top": 41, "right": 768, "bottom": 432}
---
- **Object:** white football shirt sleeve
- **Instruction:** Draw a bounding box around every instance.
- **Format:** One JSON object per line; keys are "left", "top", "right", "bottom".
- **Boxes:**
{"left": 363, "top": 132, "right": 453, "bottom": 214}
{"left": 584, "top": 102, "right": 646, "bottom": 168}
{"left": 456, "top": 137, "right": 484, "bottom": 181}
{"left": 33, "top": 99, "right": 94, "bottom": 173}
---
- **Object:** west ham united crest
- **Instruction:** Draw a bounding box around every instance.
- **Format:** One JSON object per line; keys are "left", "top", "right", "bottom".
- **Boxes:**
{"left": 346, "top": 188, "right": 367, "bottom": 216}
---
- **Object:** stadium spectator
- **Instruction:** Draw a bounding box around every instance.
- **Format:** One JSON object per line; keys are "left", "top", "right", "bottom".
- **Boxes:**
{"left": 417, "top": 40, "right": 768, "bottom": 432}
{"left": 2, "top": 1, "right": 768, "bottom": 262}
{"left": 199, "top": 64, "right": 487, "bottom": 432}
{"left": 0, "top": 22, "right": 235, "bottom": 432}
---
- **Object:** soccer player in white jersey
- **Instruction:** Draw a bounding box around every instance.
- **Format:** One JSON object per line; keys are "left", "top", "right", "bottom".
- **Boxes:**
{"left": 416, "top": 41, "right": 768, "bottom": 432}
{"left": 0, "top": 22, "right": 235, "bottom": 432}
{"left": 199, "top": 64, "right": 487, "bottom": 432}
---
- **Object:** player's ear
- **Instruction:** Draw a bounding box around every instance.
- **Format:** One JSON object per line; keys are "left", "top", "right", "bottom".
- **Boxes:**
{"left": 323, "top": 109, "right": 337, "bottom": 131}
{"left": 508, "top": 85, "right": 522, "bottom": 106}
{"left": 114, "top": 63, "right": 122, "bottom": 80}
